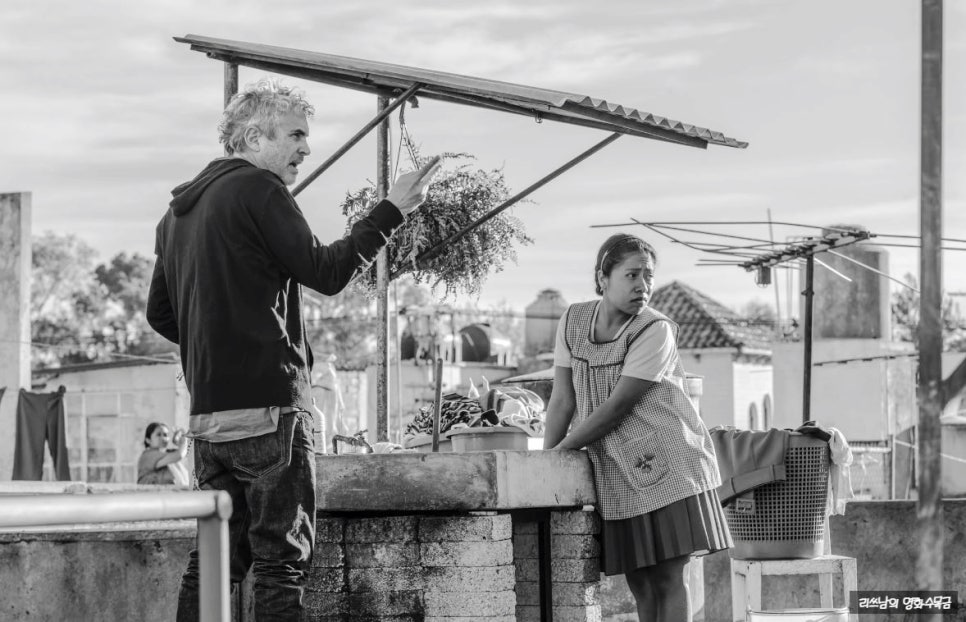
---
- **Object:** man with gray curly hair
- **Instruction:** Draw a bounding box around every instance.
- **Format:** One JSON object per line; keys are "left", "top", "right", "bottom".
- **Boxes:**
{"left": 147, "top": 77, "right": 440, "bottom": 621}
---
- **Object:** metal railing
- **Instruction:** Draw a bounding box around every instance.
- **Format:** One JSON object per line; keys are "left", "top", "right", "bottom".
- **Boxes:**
{"left": 0, "top": 490, "right": 232, "bottom": 622}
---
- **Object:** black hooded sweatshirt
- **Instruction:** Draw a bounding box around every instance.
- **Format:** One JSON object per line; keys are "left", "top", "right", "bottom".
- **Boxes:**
{"left": 146, "top": 158, "right": 402, "bottom": 415}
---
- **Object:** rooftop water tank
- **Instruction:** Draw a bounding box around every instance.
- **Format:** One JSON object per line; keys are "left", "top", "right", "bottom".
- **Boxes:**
{"left": 525, "top": 289, "right": 568, "bottom": 356}
{"left": 805, "top": 225, "right": 890, "bottom": 340}
{"left": 458, "top": 323, "right": 511, "bottom": 362}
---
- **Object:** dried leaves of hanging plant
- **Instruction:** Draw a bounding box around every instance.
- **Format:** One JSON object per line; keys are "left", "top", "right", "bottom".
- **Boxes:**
{"left": 341, "top": 155, "right": 533, "bottom": 298}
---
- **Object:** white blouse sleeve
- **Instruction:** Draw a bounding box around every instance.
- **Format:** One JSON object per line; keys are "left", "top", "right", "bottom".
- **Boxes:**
{"left": 621, "top": 321, "right": 676, "bottom": 382}
{"left": 552, "top": 314, "right": 571, "bottom": 368}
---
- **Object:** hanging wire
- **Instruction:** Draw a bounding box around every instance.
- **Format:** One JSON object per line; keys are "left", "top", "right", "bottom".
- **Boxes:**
{"left": 392, "top": 103, "right": 403, "bottom": 182}
{"left": 597, "top": 219, "right": 966, "bottom": 247}
{"left": 814, "top": 257, "right": 852, "bottom": 283}
{"left": 1, "top": 338, "right": 178, "bottom": 365}
{"left": 398, "top": 101, "right": 422, "bottom": 170}
{"left": 873, "top": 233, "right": 966, "bottom": 245}
{"left": 864, "top": 242, "right": 966, "bottom": 251}
{"left": 631, "top": 219, "right": 772, "bottom": 259}
{"left": 825, "top": 249, "right": 918, "bottom": 293}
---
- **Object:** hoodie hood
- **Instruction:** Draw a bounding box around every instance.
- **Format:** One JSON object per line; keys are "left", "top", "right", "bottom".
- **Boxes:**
{"left": 170, "top": 158, "right": 254, "bottom": 216}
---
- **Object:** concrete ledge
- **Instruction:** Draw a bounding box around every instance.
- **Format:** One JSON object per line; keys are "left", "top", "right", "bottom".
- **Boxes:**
{"left": 0, "top": 481, "right": 189, "bottom": 494}
{"left": 316, "top": 450, "right": 596, "bottom": 512}
{"left": 0, "top": 522, "right": 195, "bottom": 541}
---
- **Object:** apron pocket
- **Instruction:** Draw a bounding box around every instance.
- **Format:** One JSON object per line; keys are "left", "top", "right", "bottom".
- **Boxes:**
{"left": 615, "top": 432, "right": 668, "bottom": 490}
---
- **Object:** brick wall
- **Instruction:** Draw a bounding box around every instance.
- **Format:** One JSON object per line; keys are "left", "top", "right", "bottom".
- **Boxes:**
{"left": 307, "top": 513, "right": 517, "bottom": 621}
{"left": 303, "top": 510, "right": 602, "bottom": 621}
{"left": 512, "top": 510, "right": 602, "bottom": 622}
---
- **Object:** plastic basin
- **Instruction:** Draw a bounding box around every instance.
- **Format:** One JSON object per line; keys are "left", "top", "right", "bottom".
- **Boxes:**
{"left": 447, "top": 427, "right": 529, "bottom": 452}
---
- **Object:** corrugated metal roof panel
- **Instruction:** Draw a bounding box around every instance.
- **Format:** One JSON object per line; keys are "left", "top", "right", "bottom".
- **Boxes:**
{"left": 175, "top": 34, "right": 748, "bottom": 150}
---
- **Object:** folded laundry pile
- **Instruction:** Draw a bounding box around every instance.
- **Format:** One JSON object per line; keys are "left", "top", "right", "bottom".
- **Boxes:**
{"left": 403, "top": 377, "right": 546, "bottom": 444}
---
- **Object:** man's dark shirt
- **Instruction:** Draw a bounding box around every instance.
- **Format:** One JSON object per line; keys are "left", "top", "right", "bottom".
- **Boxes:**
{"left": 147, "top": 158, "right": 402, "bottom": 415}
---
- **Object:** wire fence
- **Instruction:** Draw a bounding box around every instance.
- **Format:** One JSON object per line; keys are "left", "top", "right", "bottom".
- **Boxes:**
{"left": 849, "top": 441, "right": 893, "bottom": 500}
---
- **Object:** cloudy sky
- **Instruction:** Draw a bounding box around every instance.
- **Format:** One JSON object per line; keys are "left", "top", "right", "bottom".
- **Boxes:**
{"left": 3, "top": 0, "right": 965, "bottom": 316}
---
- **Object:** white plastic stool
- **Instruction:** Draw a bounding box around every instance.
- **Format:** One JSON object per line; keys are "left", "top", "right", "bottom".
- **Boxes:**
{"left": 730, "top": 555, "right": 857, "bottom": 622}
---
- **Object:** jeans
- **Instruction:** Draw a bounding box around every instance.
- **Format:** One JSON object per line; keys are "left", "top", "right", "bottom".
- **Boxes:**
{"left": 176, "top": 411, "right": 316, "bottom": 622}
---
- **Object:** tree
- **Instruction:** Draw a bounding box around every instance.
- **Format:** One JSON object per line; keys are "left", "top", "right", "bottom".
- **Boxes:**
{"left": 738, "top": 299, "right": 777, "bottom": 325}
{"left": 31, "top": 232, "right": 108, "bottom": 366}
{"left": 94, "top": 252, "right": 177, "bottom": 358}
{"left": 30, "top": 233, "right": 175, "bottom": 367}
{"left": 891, "top": 272, "right": 966, "bottom": 351}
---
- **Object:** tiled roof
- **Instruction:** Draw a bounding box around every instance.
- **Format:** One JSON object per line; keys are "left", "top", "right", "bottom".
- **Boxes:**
{"left": 649, "top": 281, "right": 774, "bottom": 352}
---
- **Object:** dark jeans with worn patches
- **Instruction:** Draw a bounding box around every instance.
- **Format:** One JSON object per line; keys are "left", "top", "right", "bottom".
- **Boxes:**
{"left": 176, "top": 411, "right": 316, "bottom": 622}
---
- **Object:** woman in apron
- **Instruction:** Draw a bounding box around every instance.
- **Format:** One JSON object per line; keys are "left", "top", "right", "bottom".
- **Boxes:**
{"left": 544, "top": 233, "right": 731, "bottom": 622}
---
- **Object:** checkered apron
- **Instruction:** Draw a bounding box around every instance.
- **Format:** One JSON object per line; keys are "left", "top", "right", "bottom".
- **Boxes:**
{"left": 565, "top": 301, "right": 722, "bottom": 520}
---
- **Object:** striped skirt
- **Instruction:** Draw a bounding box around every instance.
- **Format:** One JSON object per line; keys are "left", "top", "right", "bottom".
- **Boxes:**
{"left": 600, "top": 488, "right": 733, "bottom": 576}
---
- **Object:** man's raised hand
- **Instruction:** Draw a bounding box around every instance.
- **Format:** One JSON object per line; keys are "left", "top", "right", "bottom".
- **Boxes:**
{"left": 386, "top": 156, "right": 442, "bottom": 215}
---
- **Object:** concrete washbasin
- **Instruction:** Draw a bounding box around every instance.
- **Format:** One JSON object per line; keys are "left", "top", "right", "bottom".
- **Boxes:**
{"left": 315, "top": 449, "right": 597, "bottom": 512}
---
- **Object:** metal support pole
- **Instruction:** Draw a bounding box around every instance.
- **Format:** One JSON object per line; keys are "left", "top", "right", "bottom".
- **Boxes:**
{"left": 198, "top": 513, "right": 232, "bottom": 622}
{"left": 223, "top": 62, "right": 238, "bottom": 108}
{"left": 432, "top": 357, "right": 443, "bottom": 452}
{"left": 918, "top": 0, "right": 944, "bottom": 604}
{"left": 224, "top": 63, "right": 238, "bottom": 157}
{"left": 375, "top": 95, "right": 391, "bottom": 442}
{"left": 767, "top": 208, "right": 783, "bottom": 339}
{"left": 802, "top": 255, "right": 814, "bottom": 424}
{"left": 536, "top": 510, "right": 554, "bottom": 622}
{"left": 401, "top": 132, "right": 622, "bottom": 275}
{"left": 292, "top": 84, "right": 421, "bottom": 197}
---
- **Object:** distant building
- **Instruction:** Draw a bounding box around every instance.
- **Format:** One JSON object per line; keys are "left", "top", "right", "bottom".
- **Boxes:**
{"left": 649, "top": 280, "right": 774, "bottom": 432}
{"left": 524, "top": 289, "right": 568, "bottom": 357}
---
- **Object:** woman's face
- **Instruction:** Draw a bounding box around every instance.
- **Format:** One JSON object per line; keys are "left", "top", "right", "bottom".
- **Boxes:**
{"left": 148, "top": 425, "right": 171, "bottom": 450}
{"left": 600, "top": 251, "right": 655, "bottom": 316}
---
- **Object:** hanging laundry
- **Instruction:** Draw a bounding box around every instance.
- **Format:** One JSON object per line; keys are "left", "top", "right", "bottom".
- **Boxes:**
{"left": 826, "top": 427, "right": 855, "bottom": 515}
{"left": 12, "top": 386, "right": 71, "bottom": 481}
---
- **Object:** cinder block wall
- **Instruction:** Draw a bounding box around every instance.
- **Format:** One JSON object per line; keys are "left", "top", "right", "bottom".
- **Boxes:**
{"left": 307, "top": 513, "right": 521, "bottom": 621}
{"left": 0, "top": 525, "right": 193, "bottom": 622}
{"left": 512, "top": 511, "right": 602, "bottom": 622}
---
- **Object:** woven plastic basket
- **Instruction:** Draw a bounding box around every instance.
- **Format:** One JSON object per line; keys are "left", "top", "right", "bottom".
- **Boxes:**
{"left": 725, "top": 432, "right": 830, "bottom": 560}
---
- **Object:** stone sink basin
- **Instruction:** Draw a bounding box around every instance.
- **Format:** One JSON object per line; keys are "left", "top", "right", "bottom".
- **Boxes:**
{"left": 315, "top": 449, "right": 597, "bottom": 512}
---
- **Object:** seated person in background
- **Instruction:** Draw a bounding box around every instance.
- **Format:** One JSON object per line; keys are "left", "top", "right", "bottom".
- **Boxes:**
{"left": 137, "top": 422, "right": 190, "bottom": 486}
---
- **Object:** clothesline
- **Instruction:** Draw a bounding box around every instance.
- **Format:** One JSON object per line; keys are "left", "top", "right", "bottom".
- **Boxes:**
{"left": 893, "top": 438, "right": 966, "bottom": 465}
{"left": 0, "top": 338, "right": 178, "bottom": 366}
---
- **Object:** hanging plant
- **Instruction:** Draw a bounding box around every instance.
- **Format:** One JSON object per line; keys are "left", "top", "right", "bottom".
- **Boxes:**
{"left": 341, "top": 152, "right": 533, "bottom": 298}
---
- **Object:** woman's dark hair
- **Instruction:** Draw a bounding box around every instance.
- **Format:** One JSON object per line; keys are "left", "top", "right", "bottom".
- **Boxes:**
{"left": 594, "top": 233, "right": 657, "bottom": 295}
{"left": 143, "top": 422, "right": 168, "bottom": 448}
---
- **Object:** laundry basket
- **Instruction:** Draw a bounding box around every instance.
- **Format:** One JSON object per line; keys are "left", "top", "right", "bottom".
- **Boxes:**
{"left": 725, "top": 432, "right": 830, "bottom": 560}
